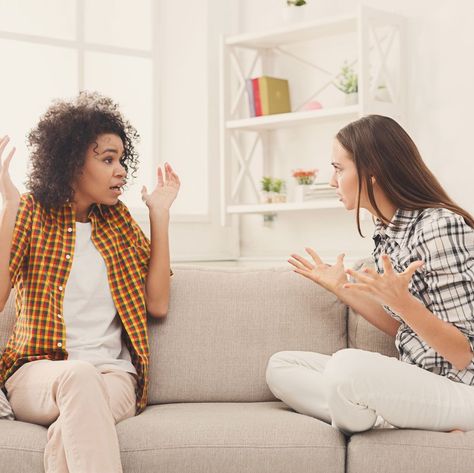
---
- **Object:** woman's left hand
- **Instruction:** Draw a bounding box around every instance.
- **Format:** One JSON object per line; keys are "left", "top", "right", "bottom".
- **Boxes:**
{"left": 344, "top": 254, "right": 424, "bottom": 312}
{"left": 141, "top": 162, "right": 180, "bottom": 212}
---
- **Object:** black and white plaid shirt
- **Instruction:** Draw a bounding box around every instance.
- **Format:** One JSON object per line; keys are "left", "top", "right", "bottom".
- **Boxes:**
{"left": 372, "top": 207, "right": 474, "bottom": 385}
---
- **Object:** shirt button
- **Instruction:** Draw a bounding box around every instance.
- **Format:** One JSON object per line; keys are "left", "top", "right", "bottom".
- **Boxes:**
{"left": 66, "top": 254, "right": 71, "bottom": 260}
{"left": 57, "top": 314, "right": 62, "bottom": 319}
{"left": 58, "top": 286, "right": 63, "bottom": 291}
{"left": 57, "top": 342, "right": 62, "bottom": 348}
{"left": 67, "top": 227, "right": 73, "bottom": 233}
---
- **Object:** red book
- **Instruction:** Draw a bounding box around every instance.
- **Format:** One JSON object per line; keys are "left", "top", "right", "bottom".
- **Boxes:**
{"left": 252, "top": 78, "right": 262, "bottom": 116}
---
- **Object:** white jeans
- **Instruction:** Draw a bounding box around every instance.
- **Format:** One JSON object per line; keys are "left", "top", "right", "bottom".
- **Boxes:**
{"left": 266, "top": 348, "right": 474, "bottom": 434}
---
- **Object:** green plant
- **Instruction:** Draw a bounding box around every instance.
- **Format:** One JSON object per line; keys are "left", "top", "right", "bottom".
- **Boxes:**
{"left": 261, "top": 177, "right": 286, "bottom": 193}
{"left": 261, "top": 176, "right": 273, "bottom": 193}
{"left": 287, "top": 0, "right": 307, "bottom": 6}
{"left": 334, "top": 62, "right": 358, "bottom": 94}
{"left": 271, "top": 178, "right": 285, "bottom": 194}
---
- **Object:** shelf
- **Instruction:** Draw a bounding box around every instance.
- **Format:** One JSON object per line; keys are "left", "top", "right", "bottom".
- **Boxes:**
{"left": 227, "top": 199, "right": 343, "bottom": 214}
{"left": 226, "top": 105, "right": 360, "bottom": 131}
{"left": 225, "top": 15, "right": 358, "bottom": 49}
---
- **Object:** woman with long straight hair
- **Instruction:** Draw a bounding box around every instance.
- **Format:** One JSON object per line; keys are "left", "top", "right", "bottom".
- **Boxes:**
{"left": 266, "top": 115, "right": 474, "bottom": 434}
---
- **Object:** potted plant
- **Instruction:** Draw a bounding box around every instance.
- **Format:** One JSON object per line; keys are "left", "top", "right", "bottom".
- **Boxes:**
{"left": 261, "top": 176, "right": 274, "bottom": 203}
{"left": 271, "top": 178, "right": 287, "bottom": 203}
{"left": 282, "top": 0, "right": 308, "bottom": 23}
{"left": 292, "top": 168, "right": 319, "bottom": 201}
{"left": 334, "top": 62, "right": 358, "bottom": 105}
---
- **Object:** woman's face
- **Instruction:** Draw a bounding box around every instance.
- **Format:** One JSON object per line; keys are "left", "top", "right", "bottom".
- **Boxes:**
{"left": 329, "top": 138, "right": 362, "bottom": 211}
{"left": 72, "top": 133, "right": 127, "bottom": 207}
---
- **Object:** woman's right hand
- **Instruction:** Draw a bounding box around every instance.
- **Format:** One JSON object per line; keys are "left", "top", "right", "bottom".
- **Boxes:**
{"left": 288, "top": 248, "right": 348, "bottom": 294}
{"left": 0, "top": 136, "right": 20, "bottom": 205}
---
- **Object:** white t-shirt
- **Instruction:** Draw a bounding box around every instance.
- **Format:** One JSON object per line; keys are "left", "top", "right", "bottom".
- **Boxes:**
{"left": 62, "top": 221, "right": 137, "bottom": 375}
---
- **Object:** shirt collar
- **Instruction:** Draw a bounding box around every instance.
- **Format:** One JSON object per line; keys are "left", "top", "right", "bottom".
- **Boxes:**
{"left": 64, "top": 201, "right": 108, "bottom": 221}
{"left": 373, "top": 208, "right": 422, "bottom": 245}
{"left": 88, "top": 203, "right": 107, "bottom": 219}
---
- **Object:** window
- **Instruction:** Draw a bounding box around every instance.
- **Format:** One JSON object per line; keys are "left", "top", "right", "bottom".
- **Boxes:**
{"left": 1, "top": 0, "right": 238, "bottom": 259}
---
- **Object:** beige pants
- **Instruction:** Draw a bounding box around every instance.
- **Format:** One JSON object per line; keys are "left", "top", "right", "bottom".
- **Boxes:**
{"left": 5, "top": 359, "right": 137, "bottom": 473}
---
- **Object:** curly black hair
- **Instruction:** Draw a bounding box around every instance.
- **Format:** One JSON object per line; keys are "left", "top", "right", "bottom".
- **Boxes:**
{"left": 26, "top": 91, "right": 140, "bottom": 209}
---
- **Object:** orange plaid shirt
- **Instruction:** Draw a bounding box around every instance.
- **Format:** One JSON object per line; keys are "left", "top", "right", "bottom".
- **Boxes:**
{"left": 3, "top": 193, "right": 152, "bottom": 413}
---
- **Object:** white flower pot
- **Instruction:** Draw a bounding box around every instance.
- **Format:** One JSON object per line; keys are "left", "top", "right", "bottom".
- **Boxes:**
{"left": 281, "top": 6, "right": 308, "bottom": 24}
{"left": 345, "top": 92, "right": 358, "bottom": 106}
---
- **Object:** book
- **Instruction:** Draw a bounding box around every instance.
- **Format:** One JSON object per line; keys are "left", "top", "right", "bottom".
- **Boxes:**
{"left": 252, "top": 78, "right": 262, "bottom": 116}
{"left": 245, "top": 79, "right": 256, "bottom": 117}
{"left": 258, "top": 76, "right": 291, "bottom": 115}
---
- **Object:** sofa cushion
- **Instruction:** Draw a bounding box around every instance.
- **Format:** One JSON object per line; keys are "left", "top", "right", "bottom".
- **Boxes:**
{"left": 348, "top": 259, "right": 398, "bottom": 358}
{"left": 118, "top": 401, "right": 346, "bottom": 473}
{"left": 348, "top": 429, "right": 474, "bottom": 473}
{"left": 148, "top": 267, "right": 347, "bottom": 403}
{"left": 0, "top": 420, "right": 46, "bottom": 473}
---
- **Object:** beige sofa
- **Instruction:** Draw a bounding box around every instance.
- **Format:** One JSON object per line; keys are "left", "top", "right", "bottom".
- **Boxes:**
{"left": 0, "top": 265, "right": 473, "bottom": 473}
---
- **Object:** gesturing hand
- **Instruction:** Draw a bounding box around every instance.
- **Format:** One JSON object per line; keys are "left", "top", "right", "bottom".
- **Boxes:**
{"left": 0, "top": 136, "right": 20, "bottom": 205}
{"left": 344, "top": 254, "right": 424, "bottom": 312}
{"left": 141, "top": 162, "right": 180, "bottom": 212}
{"left": 288, "top": 248, "right": 348, "bottom": 294}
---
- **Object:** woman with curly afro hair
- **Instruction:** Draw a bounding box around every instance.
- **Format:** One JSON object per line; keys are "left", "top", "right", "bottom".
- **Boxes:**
{"left": 0, "top": 91, "right": 180, "bottom": 472}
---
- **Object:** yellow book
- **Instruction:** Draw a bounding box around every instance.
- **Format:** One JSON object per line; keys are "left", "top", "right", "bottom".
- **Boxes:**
{"left": 258, "top": 76, "right": 291, "bottom": 115}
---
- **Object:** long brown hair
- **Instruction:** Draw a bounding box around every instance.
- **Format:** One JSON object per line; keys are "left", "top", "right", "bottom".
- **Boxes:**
{"left": 336, "top": 115, "right": 474, "bottom": 236}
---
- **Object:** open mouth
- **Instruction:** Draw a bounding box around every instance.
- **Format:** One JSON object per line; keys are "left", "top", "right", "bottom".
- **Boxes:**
{"left": 109, "top": 185, "right": 124, "bottom": 195}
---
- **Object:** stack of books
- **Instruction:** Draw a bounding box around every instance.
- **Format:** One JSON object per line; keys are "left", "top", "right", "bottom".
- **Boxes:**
{"left": 246, "top": 76, "right": 291, "bottom": 117}
{"left": 294, "top": 183, "right": 337, "bottom": 202}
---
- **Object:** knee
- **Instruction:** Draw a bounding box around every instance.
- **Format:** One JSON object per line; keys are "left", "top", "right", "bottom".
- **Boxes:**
{"left": 324, "top": 349, "right": 372, "bottom": 387}
{"left": 265, "top": 351, "right": 294, "bottom": 392}
{"left": 60, "top": 361, "right": 101, "bottom": 386}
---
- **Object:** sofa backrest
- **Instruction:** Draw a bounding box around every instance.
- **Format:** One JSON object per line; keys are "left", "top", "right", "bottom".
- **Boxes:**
{"left": 147, "top": 267, "right": 347, "bottom": 403}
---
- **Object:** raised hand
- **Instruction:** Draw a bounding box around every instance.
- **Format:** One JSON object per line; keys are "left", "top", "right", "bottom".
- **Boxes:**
{"left": 288, "top": 248, "right": 348, "bottom": 294}
{"left": 0, "top": 136, "right": 20, "bottom": 205}
{"left": 141, "top": 162, "right": 180, "bottom": 212}
{"left": 344, "top": 253, "right": 424, "bottom": 312}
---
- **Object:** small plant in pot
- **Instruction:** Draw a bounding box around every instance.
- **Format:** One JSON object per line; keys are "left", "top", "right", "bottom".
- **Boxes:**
{"left": 334, "top": 62, "right": 358, "bottom": 105}
{"left": 261, "top": 176, "right": 274, "bottom": 203}
{"left": 282, "top": 0, "right": 308, "bottom": 23}
{"left": 292, "top": 168, "right": 319, "bottom": 202}
{"left": 271, "top": 178, "right": 287, "bottom": 203}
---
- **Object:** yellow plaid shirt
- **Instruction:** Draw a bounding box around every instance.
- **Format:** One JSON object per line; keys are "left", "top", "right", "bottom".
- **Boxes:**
{"left": 3, "top": 193, "right": 152, "bottom": 413}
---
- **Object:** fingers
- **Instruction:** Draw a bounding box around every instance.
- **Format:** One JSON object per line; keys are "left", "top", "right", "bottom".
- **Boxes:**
{"left": 343, "top": 282, "right": 371, "bottom": 293}
{"left": 305, "top": 247, "right": 323, "bottom": 265}
{"left": 293, "top": 267, "right": 319, "bottom": 283}
{"left": 345, "top": 268, "right": 375, "bottom": 284}
{"left": 157, "top": 167, "right": 164, "bottom": 186}
{"left": 336, "top": 253, "right": 345, "bottom": 266}
{"left": 361, "top": 265, "right": 378, "bottom": 276}
{"left": 403, "top": 260, "right": 424, "bottom": 279}
{"left": 289, "top": 253, "right": 314, "bottom": 270}
{"left": 381, "top": 254, "right": 394, "bottom": 275}
{"left": 3, "top": 147, "right": 16, "bottom": 170}
{"left": 0, "top": 136, "right": 10, "bottom": 160}
{"left": 165, "top": 162, "right": 181, "bottom": 186}
{"left": 141, "top": 185, "right": 148, "bottom": 201}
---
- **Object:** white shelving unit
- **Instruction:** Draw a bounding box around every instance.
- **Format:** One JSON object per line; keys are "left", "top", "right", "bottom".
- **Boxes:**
{"left": 220, "top": 6, "right": 405, "bottom": 224}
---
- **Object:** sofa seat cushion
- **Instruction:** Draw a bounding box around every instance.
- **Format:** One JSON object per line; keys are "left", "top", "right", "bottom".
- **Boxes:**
{"left": 0, "top": 420, "right": 46, "bottom": 473}
{"left": 117, "top": 401, "right": 346, "bottom": 473}
{"left": 348, "top": 429, "right": 474, "bottom": 473}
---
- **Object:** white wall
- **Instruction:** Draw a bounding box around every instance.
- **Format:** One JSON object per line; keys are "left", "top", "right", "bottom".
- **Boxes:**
{"left": 234, "top": 0, "right": 474, "bottom": 264}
